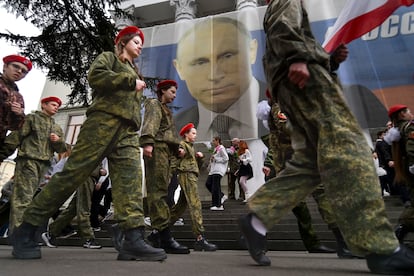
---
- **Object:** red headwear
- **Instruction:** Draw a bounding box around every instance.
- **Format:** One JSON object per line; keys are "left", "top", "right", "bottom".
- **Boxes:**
{"left": 115, "top": 26, "right": 144, "bottom": 45}
{"left": 388, "top": 104, "right": 407, "bottom": 118}
{"left": 3, "top": 55, "right": 32, "bottom": 71}
{"left": 179, "top": 123, "right": 195, "bottom": 137}
{"left": 157, "top": 80, "right": 178, "bottom": 91}
{"left": 41, "top": 96, "right": 62, "bottom": 107}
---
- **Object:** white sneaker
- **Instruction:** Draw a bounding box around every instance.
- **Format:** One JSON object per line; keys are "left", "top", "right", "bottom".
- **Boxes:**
{"left": 144, "top": 217, "right": 151, "bottom": 226}
{"left": 210, "top": 206, "right": 224, "bottom": 211}
{"left": 41, "top": 232, "right": 57, "bottom": 248}
{"left": 383, "top": 190, "right": 390, "bottom": 197}
{"left": 221, "top": 195, "right": 228, "bottom": 204}
{"left": 173, "top": 218, "right": 184, "bottom": 226}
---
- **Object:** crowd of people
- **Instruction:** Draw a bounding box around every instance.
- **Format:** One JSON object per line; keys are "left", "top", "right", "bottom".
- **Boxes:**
{"left": 0, "top": 0, "right": 414, "bottom": 274}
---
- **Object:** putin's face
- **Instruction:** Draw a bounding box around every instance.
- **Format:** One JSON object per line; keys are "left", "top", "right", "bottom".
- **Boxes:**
{"left": 174, "top": 21, "right": 257, "bottom": 113}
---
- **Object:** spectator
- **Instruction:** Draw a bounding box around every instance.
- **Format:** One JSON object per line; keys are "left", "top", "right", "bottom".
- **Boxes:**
{"left": 205, "top": 136, "right": 229, "bottom": 211}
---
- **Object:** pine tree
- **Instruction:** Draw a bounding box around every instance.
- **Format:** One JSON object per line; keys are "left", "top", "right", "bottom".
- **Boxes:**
{"left": 0, "top": 0, "right": 129, "bottom": 106}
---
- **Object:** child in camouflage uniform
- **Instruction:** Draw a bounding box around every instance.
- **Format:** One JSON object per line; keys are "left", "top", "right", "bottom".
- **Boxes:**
{"left": 386, "top": 105, "right": 414, "bottom": 244}
{"left": 170, "top": 123, "right": 217, "bottom": 251}
{"left": 9, "top": 25, "right": 166, "bottom": 262}
{"left": 0, "top": 96, "right": 67, "bottom": 235}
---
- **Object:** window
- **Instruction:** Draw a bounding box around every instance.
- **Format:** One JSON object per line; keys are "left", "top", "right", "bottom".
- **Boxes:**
{"left": 65, "top": 114, "right": 85, "bottom": 145}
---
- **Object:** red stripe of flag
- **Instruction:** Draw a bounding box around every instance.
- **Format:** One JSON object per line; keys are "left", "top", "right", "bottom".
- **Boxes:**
{"left": 323, "top": 0, "right": 414, "bottom": 53}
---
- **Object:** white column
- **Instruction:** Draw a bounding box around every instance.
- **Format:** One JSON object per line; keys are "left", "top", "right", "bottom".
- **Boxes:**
{"left": 114, "top": 5, "right": 136, "bottom": 29}
{"left": 170, "top": 0, "right": 197, "bottom": 22}
{"left": 236, "top": 0, "right": 258, "bottom": 11}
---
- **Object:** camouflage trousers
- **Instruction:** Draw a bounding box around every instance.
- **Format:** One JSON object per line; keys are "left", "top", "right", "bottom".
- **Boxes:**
{"left": 253, "top": 63, "right": 399, "bottom": 256}
{"left": 144, "top": 142, "right": 173, "bottom": 231}
{"left": 49, "top": 177, "right": 95, "bottom": 239}
{"left": 170, "top": 172, "right": 205, "bottom": 236}
{"left": 398, "top": 175, "right": 414, "bottom": 229}
{"left": 9, "top": 158, "right": 50, "bottom": 233}
{"left": 23, "top": 112, "right": 145, "bottom": 230}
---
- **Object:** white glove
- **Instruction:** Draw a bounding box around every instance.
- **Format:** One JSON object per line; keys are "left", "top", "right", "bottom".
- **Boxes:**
{"left": 409, "top": 165, "right": 414, "bottom": 175}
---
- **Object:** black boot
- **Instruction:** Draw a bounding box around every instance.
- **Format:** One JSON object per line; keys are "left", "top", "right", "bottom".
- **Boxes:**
{"left": 110, "top": 223, "right": 123, "bottom": 252}
{"left": 194, "top": 236, "right": 218, "bottom": 251}
{"left": 366, "top": 244, "right": 414, "bottom": 274}
{"left": 12, "top": 222, "right": 41, "bottom": 259}
{"left": 395, "top": 224, "right": 410, "bottom": 243}
{"left": 159, "top": 227, "right": 190, "bottom": 254}
{"left": 147, "top": 230, "right": 161, "bottom": 248}
{"left": 117, "top": 227, "right": 167, "bottom": 261}
{"left": 238, "top": 213, "right": 271, "bottom": 266}
{"left": 332, "top": 227, "right": 362, "bottom": 259}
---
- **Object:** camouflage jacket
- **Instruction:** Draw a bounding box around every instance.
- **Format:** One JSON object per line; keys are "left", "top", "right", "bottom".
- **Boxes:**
{"left": 139, "top": 98, "right": 180, "bottom": 149}
{"left": 397, "top": 120, "right": 414, "bottom": 168}
{"left": 0, "top": 111, "right": 66, "bottom": 161}
{"left": 87, "top": 51, "right": 143, "bottom": 130}
{"left": 177, "top": 140, "right": 200, "bottom": 176}
{"left": 0, "top": 73, "right": 25, "bottom": 140}
{"left": 267, "top": 102, "right": 293, "bottom": 173}
{"left": 263, "top": 0, "right": 330, "bottom": 92}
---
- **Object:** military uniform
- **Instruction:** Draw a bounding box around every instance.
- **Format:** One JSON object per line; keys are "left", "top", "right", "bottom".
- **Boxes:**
{"left": 0, "top": 73, "right": 25, "bottom": 146}
{"left": 251, "top": 0, "right": 399, "bottom": 257}
{"left": 0, "top": 110, "right": 66, "bottom": 233}
{"left": 170, "top": 140, "right": 204, "bottom": 236}
{"left": 396, "top": 120, "right": 414, "bottom": 231}
{"left": 140, "top": 98, "right": 180, "bottom": 231}
{"left": 48, "top": 165, "right": 102, "bottom": 240}
{"left": 21, "top": 51, "right": 147, "bottom": 232}
{"left": 266, "top": 102, "right": 335, "bottom": 251}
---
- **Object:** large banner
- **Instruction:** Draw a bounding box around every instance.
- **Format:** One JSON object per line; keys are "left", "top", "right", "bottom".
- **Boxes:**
{"left": 138, "top": 3, "right": 414, "bottom": 195}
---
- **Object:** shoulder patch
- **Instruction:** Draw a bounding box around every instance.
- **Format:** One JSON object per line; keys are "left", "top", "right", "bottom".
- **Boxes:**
{"left": 409, "top": 131, "right": 414, "bottom": 139}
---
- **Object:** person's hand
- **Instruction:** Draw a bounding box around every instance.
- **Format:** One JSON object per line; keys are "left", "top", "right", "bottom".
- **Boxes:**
{"left": 332, "top": 44, "right": 348, "bottom": 64}
{"left": 388, "top": 161, "right": 394, "bottom": 168}
{"left": 10, "top": 102, "right": 23, "bottom": 114}
{"left": 288, "top": 62, "right": 309, "bottom": 89}
{"left": 262, "top": 166, "right": 271, "bottom": 176}
{"left": 99, "top": 168, "right": 107, "bottom": 176}
{"left": 135, "top": 79, "right": 147, "bottom": 91}
{"left": 49, "top": 133, "right": 60, "bottom": 142}
{"left": 178, "top": 148, "right": 185, "bottom": 158}
{"left": 95, "top": 182, "right": 102, "bottom": 191}
{"left": 143, "top": 145, "right": 153, "bottom": 157}
{"left": 196, "top": 151, "right": 203, "bottom": 158}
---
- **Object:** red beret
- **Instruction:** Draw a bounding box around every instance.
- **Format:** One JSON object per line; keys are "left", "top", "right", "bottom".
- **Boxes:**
{"left": 3, "top": 55, "right": 32, "bottom": 71}
{"left": 41, "top": 96, "right": 62, "bottom": 107}
{"left": 388, "top": 104, "right": 407, "bottom": 118}
{"left": 157, "top": 80, "right": 178, "bottom": 90}
{"left": 115, "top": 26, "right": 144, "bottom": 45}
{"left": 179, "top": 123, "right": 195, "bottom": 137}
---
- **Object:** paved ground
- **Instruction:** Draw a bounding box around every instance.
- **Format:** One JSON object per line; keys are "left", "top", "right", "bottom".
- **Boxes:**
{"left": 0, "top": 245, "right": 377, "bottom": 276}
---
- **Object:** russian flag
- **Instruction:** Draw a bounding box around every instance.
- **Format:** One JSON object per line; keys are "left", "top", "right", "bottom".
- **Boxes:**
{"left": 322, "top": 0, "right": 414, "bottom": 53}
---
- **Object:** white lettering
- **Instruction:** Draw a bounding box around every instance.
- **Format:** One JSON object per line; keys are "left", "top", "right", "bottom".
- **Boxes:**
{"left": 401, "top": 11, "right": 414, "bottom": 35}
{"left": 361, "top": 11, "right": 414, "bottom": 40}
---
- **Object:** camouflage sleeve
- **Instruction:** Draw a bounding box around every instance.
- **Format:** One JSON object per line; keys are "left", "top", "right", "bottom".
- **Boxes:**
{"left": 0, "top": 113, "right": 34, "bottom": 159}
{"left": 51, "top": 125, "right": 67, "bottom": 154}
{"left": 139, "top": 99, "right": 162, "bottom": 146}
{"left": 264, "top": 148, "right": 274, "bottom": 168}
{"left": 266, "top": 1, "right": 329, "bottom": 65}
{"left": 88, "top": 52, "right": 136, "bottom": 93}
{"left": 404, "top": 122, "right": 414, "bottom": 166}
{"left": 0, "top": 131, "right": 19, "bottom": 160}
{"left": 9, "top": 92, "right": 25, "bottom": 130}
